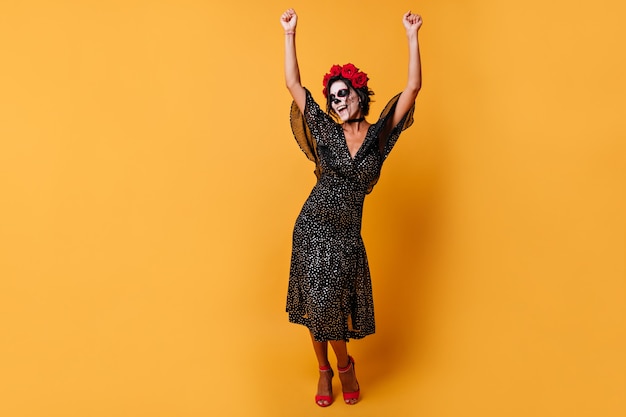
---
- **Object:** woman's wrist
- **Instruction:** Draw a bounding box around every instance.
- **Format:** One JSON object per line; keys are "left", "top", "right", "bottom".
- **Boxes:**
{"left": 285, "top": 31, "right": 296, "bottom": 35}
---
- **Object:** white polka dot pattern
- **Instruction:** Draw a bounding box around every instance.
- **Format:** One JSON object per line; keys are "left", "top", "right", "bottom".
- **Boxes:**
{"left": 286, "top": 88, "right": 414, "bottom": 342}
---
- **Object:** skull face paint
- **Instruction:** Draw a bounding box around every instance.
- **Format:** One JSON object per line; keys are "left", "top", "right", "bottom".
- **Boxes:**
{"left": 329, "top": 80, "right": 361, "bottom": 122}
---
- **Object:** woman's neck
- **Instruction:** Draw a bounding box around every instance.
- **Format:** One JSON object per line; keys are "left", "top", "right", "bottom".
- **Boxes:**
{"left": 345, "top": 117, "right": 365, "bottom": 124}
{"left": 342, "top": 117, "right": 368, "bottom": 134}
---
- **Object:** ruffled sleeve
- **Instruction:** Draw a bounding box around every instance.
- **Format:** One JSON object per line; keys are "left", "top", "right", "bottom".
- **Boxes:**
{"left": 373, "top": 92, "right": 415, "bottom": 160}
{"left": 364, "top": 93, "right": 415, "bottom": 194}
{"left": 290, "top": 88, "right": 336, "bottom": 180}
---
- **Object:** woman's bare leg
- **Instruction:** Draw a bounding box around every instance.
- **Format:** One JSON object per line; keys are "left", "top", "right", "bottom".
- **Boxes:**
{"left": 310, "top": 333, "right": 333, "bottom": 406}
{"left": 310, "top": 332, "right": 330, "bottom": 367}
{"left": 329, "top": 339, "right": 360, "bottom": 403}
{"left": 328, "top": 340, "right": 349, "bottom": 368}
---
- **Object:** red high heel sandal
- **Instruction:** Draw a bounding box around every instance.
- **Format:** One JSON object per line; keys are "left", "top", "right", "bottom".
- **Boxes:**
{"left": 315, "top": 365, "right": 334, "bottom": 407}
{"left": 338, "top": 356, "right": 360, "bottom": 405}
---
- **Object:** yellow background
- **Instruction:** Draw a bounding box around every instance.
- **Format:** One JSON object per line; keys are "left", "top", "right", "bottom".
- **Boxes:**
{"left": 1, "top": 1, "right": 624, "bottom": 416}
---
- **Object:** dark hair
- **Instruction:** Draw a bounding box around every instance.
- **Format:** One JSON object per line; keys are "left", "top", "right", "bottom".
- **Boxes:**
{"left": 326, "top": 76, "right": 375, "bottom": 121}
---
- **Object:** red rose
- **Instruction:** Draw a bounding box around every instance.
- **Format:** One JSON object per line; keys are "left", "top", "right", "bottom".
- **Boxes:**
{"left": 329, "top": 65, "right": 342, "bottom": 77}
{"left": 322, "top": 73, "right": 332, "bottom": 87}
{"left": 351, "top": 71, "right": 369, "bottom": 89}
{"left": 341, "top": 63, "right": 358, "bottom": 79}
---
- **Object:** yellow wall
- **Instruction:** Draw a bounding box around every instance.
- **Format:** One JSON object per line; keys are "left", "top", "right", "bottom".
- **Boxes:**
{"left": 1, "top": 1, "right": 624, "bottom": 416}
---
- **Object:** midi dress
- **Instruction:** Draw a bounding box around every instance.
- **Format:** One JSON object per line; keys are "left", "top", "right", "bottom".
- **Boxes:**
{"left": 286, "top": 88, "right": 414, "bottom": 342}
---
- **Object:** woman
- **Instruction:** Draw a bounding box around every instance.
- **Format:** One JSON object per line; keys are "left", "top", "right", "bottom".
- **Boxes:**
{"left": 280, "top": 8, "right": 422, "bottom": 407}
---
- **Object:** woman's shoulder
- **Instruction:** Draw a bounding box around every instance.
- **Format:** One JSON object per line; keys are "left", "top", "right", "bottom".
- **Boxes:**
{"left": 300, "top": 87, "right": 339, "bottom": 126}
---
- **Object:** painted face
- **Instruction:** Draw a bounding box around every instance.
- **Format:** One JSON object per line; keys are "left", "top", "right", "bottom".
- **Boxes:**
{"left": 329, "top": 80, "right": 361, "bottom": 122}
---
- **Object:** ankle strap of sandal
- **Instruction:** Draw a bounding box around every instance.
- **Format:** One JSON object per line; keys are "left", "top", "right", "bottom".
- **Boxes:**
{"left": 338, "top": 356, "right": 354, "bottom": 373}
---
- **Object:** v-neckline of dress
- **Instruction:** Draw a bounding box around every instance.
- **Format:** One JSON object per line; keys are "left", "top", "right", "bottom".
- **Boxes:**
{"left": 342, "top": 123, "right": 375, "bottom": 160}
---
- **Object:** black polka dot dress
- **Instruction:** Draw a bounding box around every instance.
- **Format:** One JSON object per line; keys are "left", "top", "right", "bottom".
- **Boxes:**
{"left": 286, "top": 88, "right": 414, "bottom": 342}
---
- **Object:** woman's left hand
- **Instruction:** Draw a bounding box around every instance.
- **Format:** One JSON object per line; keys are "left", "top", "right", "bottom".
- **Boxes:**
{"left": 402, "top": 11, "right": 422, "bottom": 35}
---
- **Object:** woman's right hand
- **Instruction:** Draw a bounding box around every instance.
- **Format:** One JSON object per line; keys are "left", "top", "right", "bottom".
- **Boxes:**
{"left": 280, "top": 8, "right": 298, "bottom": 32}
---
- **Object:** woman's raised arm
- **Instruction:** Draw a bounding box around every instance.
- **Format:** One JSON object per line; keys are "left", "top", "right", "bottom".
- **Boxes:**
{"left": 281, "top": 9, "right": 306, "bottom": 112}
{"left": 391, "top": 11, "right": 423, "bottom": 127}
